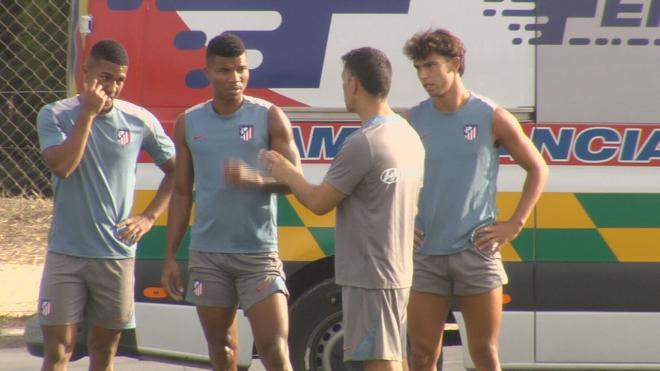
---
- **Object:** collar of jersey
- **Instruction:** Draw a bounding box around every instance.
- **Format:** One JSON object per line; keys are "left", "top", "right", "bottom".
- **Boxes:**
{"left": 364, "top": 114, "right": 400, "bottom": 127}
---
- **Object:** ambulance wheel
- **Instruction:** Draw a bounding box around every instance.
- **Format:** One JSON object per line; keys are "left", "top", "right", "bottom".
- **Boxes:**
{"left": 289, "top": 278, "right": 345, "bottom": 371}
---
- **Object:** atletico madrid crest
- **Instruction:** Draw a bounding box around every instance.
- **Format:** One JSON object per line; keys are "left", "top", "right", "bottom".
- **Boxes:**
{"left": 239, "top": 125, "right": 254, "bottom": 142}
{"left": 117, "top": 128, "right": 131, "bottom": 145}
{"left": 193, "top": 279, "right": 203, "bottom": 297}
{"left": 40, "top": 299, "right": 52, "bottom": 316}
{"left": 464, "top": 125, "right": 478, "bottom": 141}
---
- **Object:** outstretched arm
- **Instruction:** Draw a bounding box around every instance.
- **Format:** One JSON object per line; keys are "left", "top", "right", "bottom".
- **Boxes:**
{"left": 261, "top": 150, "right": 345, "bottom": 215}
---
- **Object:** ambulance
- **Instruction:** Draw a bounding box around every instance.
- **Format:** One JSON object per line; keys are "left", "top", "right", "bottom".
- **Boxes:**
{"left": 28, "top": 0, "right": 660, "bottom": 370}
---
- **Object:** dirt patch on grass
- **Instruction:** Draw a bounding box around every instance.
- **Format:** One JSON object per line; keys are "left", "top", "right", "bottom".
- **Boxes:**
{"left": 0, "top": 196, "right": 51, "bottom": 265}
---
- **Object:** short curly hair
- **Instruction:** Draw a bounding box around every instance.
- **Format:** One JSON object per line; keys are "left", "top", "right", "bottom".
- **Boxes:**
{"left": 89, "top": 39, "right": 128, "bottom": 66}
{"left": 403, "top": 29, "right": 466, "bottom": 76}
{"left": 207, "top": 33, "right": 246, "bottom": 60}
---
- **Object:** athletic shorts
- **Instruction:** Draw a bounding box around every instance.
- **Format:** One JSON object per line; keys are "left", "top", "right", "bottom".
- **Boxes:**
{"left": 186, "top": 250, "right": 288, "bottom": 311}
{"left": 342, "top": 286, "right": 409, "bottom": 363}
{"left": 38, "top": 252, "right": 135, "bottom": 330}
{"left": 412, "top": 245, "right": 508, "bottom": 296}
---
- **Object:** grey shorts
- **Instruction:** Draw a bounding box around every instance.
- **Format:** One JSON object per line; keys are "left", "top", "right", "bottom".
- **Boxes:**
{"left": 186, "top": 250, "right": 288, "bottom": 311}
{"left": 342, "top": 286, "right": 409, "bottom": 363}
{"left": 38, "top": 252, "right": 135, "bottom": 330}
{"left": 412, "top": 245, "right": 508, "bottom": 296}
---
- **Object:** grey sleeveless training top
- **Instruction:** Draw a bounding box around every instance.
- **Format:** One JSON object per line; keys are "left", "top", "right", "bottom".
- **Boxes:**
{"left": 185, "top": 97, "right": 277, "bottom": 253}
{"left": 408, "top": 93, "right": 499, "bottom": 255}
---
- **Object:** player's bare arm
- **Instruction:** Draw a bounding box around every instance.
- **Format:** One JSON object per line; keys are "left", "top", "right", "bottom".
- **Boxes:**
{"left": 261, "top": 150, "right": 344, "bottom": 215}
{"left": 474, "top": 107, "right": 549, "bottom": 254}
{"left": 225, "top": 105, "right": 301, "bottom": 193}
{"left": 116, "top": 157, "right": 175, "bottom": 245}
{"left": 42, "top": 79, "right": 107, "bottom": 178}
{"left": 161, "top": 114, "right": 193, "bottom": 301}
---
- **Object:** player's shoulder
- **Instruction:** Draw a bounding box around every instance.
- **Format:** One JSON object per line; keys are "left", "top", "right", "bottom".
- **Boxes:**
{"left": 184, "top": 99, "right": 212, "bottom": 115}
{"left": 113, "top": 99, "right": 160, "bottom": 130}
{"left": 341, "top": 126, "right": 368, "bottom": 152}
{"left": 41, "top": 96, "right": 79, "bottom": 115}
{"left": 243, "top": 95, "right": 274, "bottom": 111}
{"left": 113, "top": 99, "right": 150, "bottom": 117}
{"left": 468, "top": 92, "right": 499, "bottom": 111}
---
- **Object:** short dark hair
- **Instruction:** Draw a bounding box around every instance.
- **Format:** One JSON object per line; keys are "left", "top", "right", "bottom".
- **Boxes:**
{"left": 207, "top": 33, "right": 246, "bottom": 60}
{"left": 89, "top": 39, "right": 128, "bottom": 66}
{"left": 341, "top": 47, "right": 391, "bottom": 98}
{"left": 404, "top": 29, "right": 466, "bottom": 76}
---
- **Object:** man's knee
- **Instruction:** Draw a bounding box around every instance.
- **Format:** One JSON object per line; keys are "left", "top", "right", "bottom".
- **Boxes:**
{"left": 207, "top": 334, "right": 238, "bottom": 365}
{"left": 258, "top": 338, "right": 290, "bottom": 368}
{"left": 409, "top": 342, "right": 439, "bottom": 369}
{"left": 43, "top": 345, "right": 73, "bottom": 368}
{"left": 42, "top": 327, "right": 76, "bottom": 368}
{"left": 87, "top": 328, "right": 121, "bottom": 357}
{"left": 88, "top": 341, "right": 117, "bottom": 359}
{"left": 209, "top": 338, "right": 236, "bottom": 353}
{"left": 468, "top": 341, "right": 499, "bottom": 369}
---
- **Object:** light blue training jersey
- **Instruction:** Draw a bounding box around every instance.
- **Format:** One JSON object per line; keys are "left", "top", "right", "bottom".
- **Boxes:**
{"left": 408, "top": 93, "right": 499, "bottom": 255}
{"left": 184, "top": 97, "right": 277, "bottom": 253}
{"left": 37, "top": 97, "right": 175, "bottom": 259}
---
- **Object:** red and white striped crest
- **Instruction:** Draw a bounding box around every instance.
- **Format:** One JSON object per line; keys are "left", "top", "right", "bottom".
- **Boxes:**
{"left": 239, "top": 125, "right": 254, "bottom": 142}
{"left": 464, "top": 125, "right": 478, "bottom": 141}
{"left": 117, "top": 129, "right": 131, "bottom": 145}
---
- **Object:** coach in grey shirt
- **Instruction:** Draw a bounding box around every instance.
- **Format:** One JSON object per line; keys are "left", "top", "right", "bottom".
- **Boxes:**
{"left": 263, "top": 47, "right": 424, "bottom": 371}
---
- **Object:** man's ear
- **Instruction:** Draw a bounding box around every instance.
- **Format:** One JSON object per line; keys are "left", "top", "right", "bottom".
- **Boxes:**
{"left": 451, "top": 56, "right": 461, "bottom": 73}
{"left": 350, "top": 75, "right": 359, "bottom": 95}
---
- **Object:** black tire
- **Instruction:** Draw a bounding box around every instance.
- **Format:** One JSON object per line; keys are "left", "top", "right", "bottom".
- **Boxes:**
{"left": 289, "top": 278, "right": 345, "bottom": 371}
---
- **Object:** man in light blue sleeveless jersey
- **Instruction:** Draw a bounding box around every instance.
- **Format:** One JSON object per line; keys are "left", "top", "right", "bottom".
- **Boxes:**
{"left": 161, "top": 34, "right": 300, "bottom": 371}
{"left": 263, "top": 47, "right": 425, "bottom": 371}
{"left": 36, "top": 39, "right": 175, "bottom": 371}
{"left": 403, "top": 29, "right": 549, "bottom": 371}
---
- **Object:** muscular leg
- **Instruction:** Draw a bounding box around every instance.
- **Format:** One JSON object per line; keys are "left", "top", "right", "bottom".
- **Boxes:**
{"left": 87, "top": 324, "right": 122, "bottom": 371}
{"left": 457, "top": 287, "right": 502, "bottom": 371}
{"left": 41, "top": 324, "right": 77, "bottom": 371}
{"left": 246, "top": 292, "right": 291, "bottom": 371}
{"left": 363, "top": 360, "right": 404, "bottom": 371}
{"left": 197, "top": 306, "right": 239, "bottom": 371}
{"left": 407, "top": 290, "right": 451, "bottom": 371}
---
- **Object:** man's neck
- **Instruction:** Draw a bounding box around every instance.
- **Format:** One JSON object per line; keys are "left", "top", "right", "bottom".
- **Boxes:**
{"left": 432, "top": 82, "right": 470, "bottom": 113}
{"left": 212, "top": 96, "right": 244, "bottom": 116}
{"left": 356, "top": 100, "right": 395, "bottom": 124}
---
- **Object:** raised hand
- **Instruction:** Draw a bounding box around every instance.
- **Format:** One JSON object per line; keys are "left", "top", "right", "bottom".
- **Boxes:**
{"left": 80, "top": 79, "right": 108, "bottom": 116}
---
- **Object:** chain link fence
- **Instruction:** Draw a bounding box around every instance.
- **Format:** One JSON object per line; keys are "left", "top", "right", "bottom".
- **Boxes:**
{"left": 1, "top": 0, "right": 70, "bottom": 197}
